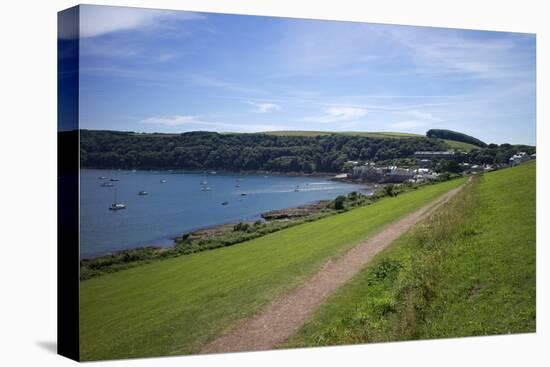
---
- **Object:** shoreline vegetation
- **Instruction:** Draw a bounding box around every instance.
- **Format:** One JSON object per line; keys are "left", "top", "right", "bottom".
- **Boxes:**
{"left": 79, "top": 174, "right": 458, "bottom": 280}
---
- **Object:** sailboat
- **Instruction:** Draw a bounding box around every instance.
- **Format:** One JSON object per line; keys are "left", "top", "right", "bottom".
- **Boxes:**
{"left": 200, "top": 178, "right": 211, "bottom": 191}
{"left": 109, "top": 188, "right": 126, "bottom": 210}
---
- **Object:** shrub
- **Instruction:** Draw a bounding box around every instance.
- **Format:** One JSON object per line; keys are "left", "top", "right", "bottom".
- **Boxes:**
{"left": 334, "top": 195, "right": 346, "bottom": 210}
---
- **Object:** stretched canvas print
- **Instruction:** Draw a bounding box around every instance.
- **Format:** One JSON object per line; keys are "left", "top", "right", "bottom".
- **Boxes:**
{"left": 58, "top": 4, "right": 536, "bottom": 362}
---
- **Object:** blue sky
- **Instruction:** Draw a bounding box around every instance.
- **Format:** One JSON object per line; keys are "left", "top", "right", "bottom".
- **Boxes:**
{"left": 75, "top": 5, "right": 536, "bottom": 145}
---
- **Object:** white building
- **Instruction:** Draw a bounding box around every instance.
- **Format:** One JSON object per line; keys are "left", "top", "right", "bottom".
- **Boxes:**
{"left": 509, "top": 152, "right": 531, "bottom": 166}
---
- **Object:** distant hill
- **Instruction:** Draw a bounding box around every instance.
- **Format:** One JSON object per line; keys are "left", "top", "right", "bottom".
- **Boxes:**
{"left": 261, "top": 131, "right": 422, "bottom": 139}
{"left": 78, "top": 129, "right": 446, "bottom": 173}
{"left": 261, "top": 130, "right": 479, "bottom": 151}
{"left": 426, "top": 129, "right": 487, "bottom": 148}
{"left": 77, "top": 129, "right": 533, "bottom": 173}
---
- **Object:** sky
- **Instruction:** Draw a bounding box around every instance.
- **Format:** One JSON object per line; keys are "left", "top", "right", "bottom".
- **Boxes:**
{"left": 72, "top": 5, "right": 536, "bottom": 145}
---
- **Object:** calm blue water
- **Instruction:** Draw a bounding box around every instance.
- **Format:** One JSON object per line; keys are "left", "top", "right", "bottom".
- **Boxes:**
{"left": 80, "top": 169, "right": 368, "bottom": 258}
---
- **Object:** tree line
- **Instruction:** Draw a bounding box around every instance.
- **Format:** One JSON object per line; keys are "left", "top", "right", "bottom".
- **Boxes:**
{"left": 76, "top": 130, "right": 535, "bottom": 173}
{"left": 79, "top": 130, "right": 447, "bottom": 173}
{"left": 427, "top": 129, "right": 487, "bottom": 147}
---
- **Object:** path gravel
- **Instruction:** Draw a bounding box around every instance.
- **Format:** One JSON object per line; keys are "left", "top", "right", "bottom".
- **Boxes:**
{"left": 201, "top": 182, "right": 467, "bottom": 354}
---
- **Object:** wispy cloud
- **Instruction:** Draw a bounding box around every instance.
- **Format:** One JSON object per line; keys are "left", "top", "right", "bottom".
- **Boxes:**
{"left": 189, "top": 75, "right": 264, "bottom": 94}
{"left": 142, "top": 115, "right": 199, "bottom": 126}
{"left": 246, "top": 101, "right": 281, "bottom": 113}
{"left": 76, "top": 6, "right": 205, "bottom": 39}
{"left": 304, "top": 106, "right": 368, "bottom": 123}
{"left": 385, "top": 27, "right": 535, "bottom": 81}
{"left": 141, "top": 115, "right": 282, "bottom": 132}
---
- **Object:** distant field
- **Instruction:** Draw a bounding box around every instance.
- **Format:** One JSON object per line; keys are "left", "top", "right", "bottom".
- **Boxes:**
{"left": 261, "top": 130, "right": 422, "bottom": 139}
{"left": 128, "top": 130, "right": 477, "bottom": 151}
{"left": 80, "top": 178, "right": 464, "bottom": 360}
{"left": 285, "top": 162, "right": 535, "bottom": 347}
{"left": 261, "top": 131, "right": 478, "bottom": 151}
{"left": 443, "top": 139, "right": 479, "bottom": 151}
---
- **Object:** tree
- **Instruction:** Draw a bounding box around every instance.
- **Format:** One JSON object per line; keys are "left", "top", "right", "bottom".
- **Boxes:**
{"left": 384, "top": 184, "right": 395, "bottom": 197}
{"left": 334, "top": 195, "right": 346, "bottom": 210}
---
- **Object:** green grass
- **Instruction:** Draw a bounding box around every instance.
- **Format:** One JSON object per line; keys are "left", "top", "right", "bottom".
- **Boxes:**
{"left": 261, "top": 131, "right": 478, "bottom": 151}
{"left": 80, "top": 178, "right": 464, "bottom": 360}
{"left": 443, "top": 139, "right": 479, "bottom": 151}
{"left": 260, "top": 131, "right": 422, "bottom": 139}
{"left": 285, "top": 162, "right": 535, "bottom": 347}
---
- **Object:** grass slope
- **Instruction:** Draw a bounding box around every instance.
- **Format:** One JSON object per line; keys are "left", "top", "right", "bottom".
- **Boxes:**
{"left": 261, "top": 131, "right": 477, "bottom": 151}
{"left": 443, "top": 139, "right": 479, "bottom": 151}
{"left": 261, "top": 131, "right": 421, "bottom": 139}
{"left": 80, "top": 178, "right": 464, "bottom": 360}
{"left": 285, "top": 162, "right": 535, "bottom": 347}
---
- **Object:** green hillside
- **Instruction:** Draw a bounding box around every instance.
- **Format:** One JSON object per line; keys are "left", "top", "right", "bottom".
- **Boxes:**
{"left": 442, "top": 139, "right": 479, "bottom": 151}
{"left": 261, "top": 130, "right": 478, "bottom": 151}
{"left": 285, "top": 162, "right": 535, "bottom": 347}
{"left": 80, "top": 178, "right": 464, "bottom": 360}
{"left": 261, "top": 130, "right": 422, "bottom": 139}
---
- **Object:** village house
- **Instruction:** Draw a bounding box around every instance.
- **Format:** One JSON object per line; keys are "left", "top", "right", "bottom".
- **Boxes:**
{"left": 351, "top": 164, "right": 416, "bottom": 183}
{"left": 509, "top": 152, "right": 532, "bottom": 166}
{"left": 414, "top": 151, "right": 456, "bottom": 160}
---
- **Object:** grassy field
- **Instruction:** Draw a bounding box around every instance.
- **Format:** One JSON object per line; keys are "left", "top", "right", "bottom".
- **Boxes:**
{"left": 285, "top": 162, "right": 535, "bottom": 347}
{"left": 442, "top": 139, "right": 479, "bottom": 151}
{"left": 261, "top": 131, "right": 478, "bottom": 151}
{"left": 80, "top": 178, "right": 464, "bottom": 360}
{"left": 261, "top": 130, "right": 422, "bottom": 139}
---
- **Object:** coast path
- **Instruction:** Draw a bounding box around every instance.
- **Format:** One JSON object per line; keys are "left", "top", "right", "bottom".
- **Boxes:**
{"left": 201, "top": 180, "right": 469, "bottom": 354}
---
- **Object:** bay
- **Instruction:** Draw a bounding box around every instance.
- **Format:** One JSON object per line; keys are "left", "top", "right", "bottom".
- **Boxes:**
{"left": 80, "top": 169, "right": 368, "bottom": 258}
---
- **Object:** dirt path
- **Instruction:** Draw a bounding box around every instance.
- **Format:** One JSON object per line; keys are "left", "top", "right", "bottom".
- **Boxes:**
{"left": 201, "top": 181, "right": 468, "bottom": 354}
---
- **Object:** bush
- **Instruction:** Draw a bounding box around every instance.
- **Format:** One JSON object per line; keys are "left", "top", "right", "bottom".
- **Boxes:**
{"left": 233, "top": 222, "right": 250, "bottom": 232}
{"left": 384, "top": 184, "right": 396, "bottom": 197}
{"left": 334, "top": 195, "right": 346, "bottom": 210}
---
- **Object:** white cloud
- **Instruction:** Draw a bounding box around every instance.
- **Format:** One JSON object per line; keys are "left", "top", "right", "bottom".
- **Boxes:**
{"left": 246, "top": 101, "right": 281, "bottom": 113}
{"left": 141, "top": 115, "right": 282, "bottom": 132}
{"left": 75, "top": 5, "right": 204, "bottom": 39}
{"left": 305, "top": 106, "right": 368, "bottom": 123}
{"left": 189, "top": 75, "right": 264, "bottom": 94}
{"left": 408, "top": 110, "right": 439, "bottom": 121}
{"left": 142, "top": 115, "right": 199, "bottom": 126}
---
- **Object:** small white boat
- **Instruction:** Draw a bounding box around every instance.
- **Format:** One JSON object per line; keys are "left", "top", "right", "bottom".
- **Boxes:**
{"left": 138, "top": 191, "right": 148, "bottom": 196}
{"left": 98, "top": 176, "right": 108, "bottom": 180}
{"left": 109, "top": 203, "right": 126, "bottom": 210}
{"left": 109, "top": 189, "right": 126, "bottom": 210}
{"left": 101, "top": 182, "right": 114, "bottom": 187}
{"left": 160, "top": 179, "right": 167, "bottom": 183}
